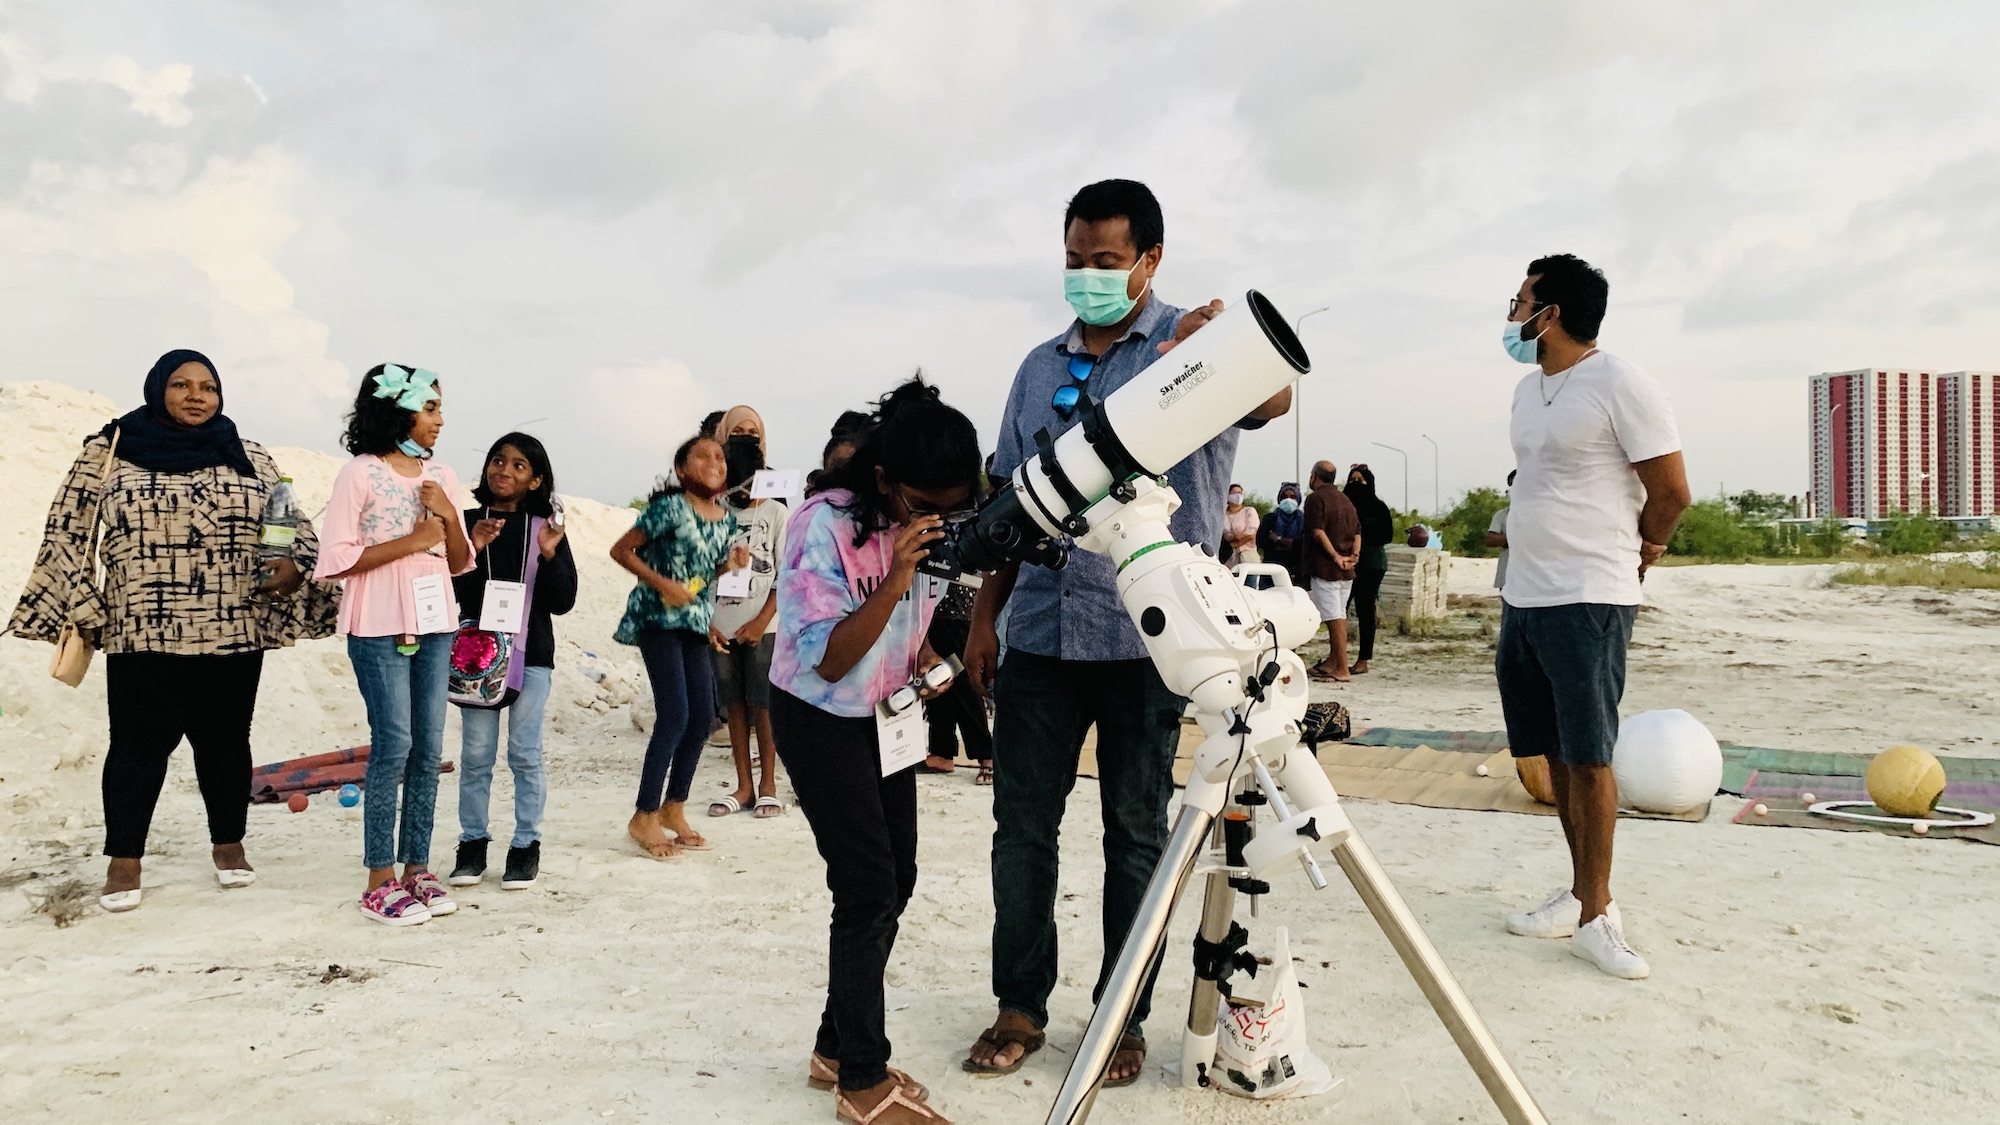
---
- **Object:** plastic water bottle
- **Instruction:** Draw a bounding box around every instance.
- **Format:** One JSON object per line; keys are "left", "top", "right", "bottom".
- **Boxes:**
{"left": 259, "top": 476, "right": 300, "bottom": 559}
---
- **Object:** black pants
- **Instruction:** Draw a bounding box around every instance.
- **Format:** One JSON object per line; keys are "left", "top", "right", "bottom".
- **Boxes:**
{"left": 103, "top": 650, "right": 265, "bottom": 859}
{"left": 1352, "top": 567, "right": 1386, "bottom": 662}
{"left": 771, "top": 688, "right": 918, "bottom": 1092}
{"left": 923, "top": 616, "right": 991, "bottom": 762}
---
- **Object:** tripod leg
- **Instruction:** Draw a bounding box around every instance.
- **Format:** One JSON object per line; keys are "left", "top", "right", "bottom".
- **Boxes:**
{"left": 1331, "top": 830, "right": 1551, "bottom": 1125}
{"left": 1179, "top": 853, "right": 1235, "bottom": 1088}
{"left": 1044, "top": 805, "right": 1214, "bottom": 1125}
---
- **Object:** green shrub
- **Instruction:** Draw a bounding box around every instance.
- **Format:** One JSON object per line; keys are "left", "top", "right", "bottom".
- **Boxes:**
{"left": 1870, "top": 514, "right": 1949, "bottom": 556}
{"left": 1441, "top": 487, "right": 1507, "bottom": 556}
{"left": 1668, "top": 499, "right": 1769, "bottom": 560}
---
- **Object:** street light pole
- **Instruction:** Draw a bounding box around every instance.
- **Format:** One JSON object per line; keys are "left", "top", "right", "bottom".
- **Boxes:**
{"left": 1292, "top": 307, "right": 1330, "bottom": 486}
{"left": 1421, "top": 433, "right": 1439, "bottom": 515}
{"left": 1373, "top": 441, "right": 1409, "bottom": 513}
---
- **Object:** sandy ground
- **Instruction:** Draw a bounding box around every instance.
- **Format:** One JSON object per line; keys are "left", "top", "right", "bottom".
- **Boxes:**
{"left": 4, "top": 380, "right": 2000, "bottom": 1124}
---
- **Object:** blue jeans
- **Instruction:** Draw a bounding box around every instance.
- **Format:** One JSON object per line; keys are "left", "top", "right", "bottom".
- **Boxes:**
{"left": 988, "top": 651, "right": 1183, "bottom": 1033}
{"left": 635, "top": 628, "right": 715, "bottom": 810}
{"left": 457, "top": 665, "right": 552, "bottom": 848}
{"left": 348, "top": 632, "right": 452, "bottom": 869}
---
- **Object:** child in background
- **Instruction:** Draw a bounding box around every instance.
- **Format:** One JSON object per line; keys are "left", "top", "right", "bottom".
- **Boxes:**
{"left": 707, "top": 406, "right": 790, "bottom": 820}
{"left": 772, "top": 377, "right": 982, "bottom": 1125}
{"left": 611, "top": 435, "right": 747, "bottom": 858}
{"left": 315, "top": 364, "right": 473, "bottom": 926}
{"left": 448, "top": 433, "right": 578, "bottom": 891}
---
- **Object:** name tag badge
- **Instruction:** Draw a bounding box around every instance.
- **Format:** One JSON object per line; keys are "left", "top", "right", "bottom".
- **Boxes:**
{"left": 714, "top": 568, "right": 754, "bottom": 599}
{"left": 876, "top": 700, "right": 928, "bottom": 778}
{"left": 411, "top": 573, "right": 451, "bottom": 635}
{"left": 480, "top": 579, "right": 527, "bottom": 634}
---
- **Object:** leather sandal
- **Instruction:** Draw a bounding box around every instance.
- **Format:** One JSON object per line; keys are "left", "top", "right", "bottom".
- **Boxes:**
{"left": 835, "top": 1083, "right": 951, "bottom": 1124}
{"left": 1101, "top": 1031, "right": 1147, "bottom": 1088}
{"left": 961, "top": 1024, "right": 1046, "bottom": 1076}
{"left": 808, "top": 1054, "right": 928, "bottom": 1101}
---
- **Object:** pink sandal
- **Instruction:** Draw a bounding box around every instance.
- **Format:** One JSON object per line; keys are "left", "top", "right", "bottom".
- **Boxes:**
{"left": 359, "top": 880, "right": 430, "bottom": 927}
{"left": 835, "top": 1083, "right": 950, "bottom": 1124}
{"left": 808, "top": 1054, "right": 928, "bottom": 1101}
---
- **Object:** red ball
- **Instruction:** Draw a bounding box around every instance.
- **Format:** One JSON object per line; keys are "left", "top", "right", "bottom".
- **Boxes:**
{"left": 287, "top": 793, "right": 309, "bottom": 813}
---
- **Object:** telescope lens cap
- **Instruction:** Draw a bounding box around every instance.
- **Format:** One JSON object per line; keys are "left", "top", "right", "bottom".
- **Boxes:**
{"left": 1140, "top": 606, "right": 1167, "bottom": 637}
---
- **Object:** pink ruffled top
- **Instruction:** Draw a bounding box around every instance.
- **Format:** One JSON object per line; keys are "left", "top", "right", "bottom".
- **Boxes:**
{"left": 313, "top": 455, "right": 473, "bottom": 637}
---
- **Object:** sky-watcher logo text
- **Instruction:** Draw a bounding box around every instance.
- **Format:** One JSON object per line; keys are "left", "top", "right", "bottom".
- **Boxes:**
{"left": 1158, "top": 360, "right": 1214, "bottom": 409}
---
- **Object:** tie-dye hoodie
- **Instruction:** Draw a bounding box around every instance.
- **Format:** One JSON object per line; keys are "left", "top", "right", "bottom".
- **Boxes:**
{"left": 771, "top": 489, "right": 938, "bottom": 719}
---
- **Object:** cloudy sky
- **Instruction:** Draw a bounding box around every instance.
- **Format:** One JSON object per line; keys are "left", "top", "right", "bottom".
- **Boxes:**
{"left": 6, "top": 0, "right": 1999, "bottom": 510}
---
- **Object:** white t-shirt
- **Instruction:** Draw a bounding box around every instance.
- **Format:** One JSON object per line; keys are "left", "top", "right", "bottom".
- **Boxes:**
{"left": 711, "top": 497, "right": 789, "bottom": 637}
{"left": 1489, "top": 506, "right": 1510, "bottom": 590}
{"left": 1504, "top": 352, "right": 1680, "bottom": 608}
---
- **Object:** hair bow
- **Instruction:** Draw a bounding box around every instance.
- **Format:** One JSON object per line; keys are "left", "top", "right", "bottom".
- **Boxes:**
{"left": 373, "top": 364, "right": 440, "bottom": 412}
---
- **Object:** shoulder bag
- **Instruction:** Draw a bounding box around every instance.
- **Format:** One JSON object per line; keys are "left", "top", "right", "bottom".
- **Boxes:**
{"left": 50, "top": 429, "right": 120, "bottom": 687}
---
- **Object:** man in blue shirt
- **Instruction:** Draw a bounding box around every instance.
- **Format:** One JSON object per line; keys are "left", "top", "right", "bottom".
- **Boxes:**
{"left": 961, "top": 179, "right": 1292, "bottom": 1085}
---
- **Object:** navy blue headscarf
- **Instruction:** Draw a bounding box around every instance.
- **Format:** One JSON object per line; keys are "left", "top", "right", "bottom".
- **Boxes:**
{"left": 98, "top": 349, "right": 256, "bottom": 476}
{"left": 1271, "top": 481, "right": 1305, "bottom": 540}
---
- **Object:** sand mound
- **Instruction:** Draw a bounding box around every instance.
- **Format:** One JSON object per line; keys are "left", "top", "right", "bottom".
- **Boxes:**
{"left": 0, "top": 380, "right": 651, "bottom": 842}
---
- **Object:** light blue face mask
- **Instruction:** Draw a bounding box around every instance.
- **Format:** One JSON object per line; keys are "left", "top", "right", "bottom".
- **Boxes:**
{"left": 1502, "top": 313, "right": 1552, "bottom": 364}
{"left": 1064, "top": 261, "right": 1149, "bottom": 326}
{"left": 1277, "top": 497, "right": 1300, "bottom": 514}
{"left": 397, "top": 437, "right": 432, "bottom": 459}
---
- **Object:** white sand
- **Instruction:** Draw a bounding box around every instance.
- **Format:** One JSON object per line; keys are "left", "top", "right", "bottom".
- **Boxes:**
{"left": 4, "top": 380, "right": 1998, "bottom": 1124}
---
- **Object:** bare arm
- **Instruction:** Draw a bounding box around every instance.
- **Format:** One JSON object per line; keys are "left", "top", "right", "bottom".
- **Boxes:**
{"left": 1634, "top": 450, "right": 1692, "bottom": 572}
{"left": 1246, "top": 385, "right": 1292, "bottom": 421}
{"left": 1485, "top": 531, "right": 1508, "bottom": 548}
{"left": 610, "top": 526, "right": 695, "bottom": 607}
{"left": 963, "top": 560, "right": 1021, "bottom": 697}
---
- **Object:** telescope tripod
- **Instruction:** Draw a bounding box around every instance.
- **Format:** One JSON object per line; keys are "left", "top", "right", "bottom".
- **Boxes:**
{"left": 1041, "top": 710, "right": 1551, "bottom": 1125}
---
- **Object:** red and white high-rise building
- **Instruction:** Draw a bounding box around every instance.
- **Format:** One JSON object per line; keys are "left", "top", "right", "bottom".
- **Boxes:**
{"left": 1811, "top": 368, "right": 2000, "bottom": 519}
{"left": 1809, "top": 369, "right": 1937, "bottom": 518}
{"left": 1938, "top": 371, "right": 2000, "bottom": 518}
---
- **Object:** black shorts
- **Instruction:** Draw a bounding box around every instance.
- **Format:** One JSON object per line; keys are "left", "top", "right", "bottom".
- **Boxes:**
{"left": 714, "top": 634, "right": 775, "bottom": 710}
{"left": 1495, "top": 602, "right": 1637, "bottom": 767}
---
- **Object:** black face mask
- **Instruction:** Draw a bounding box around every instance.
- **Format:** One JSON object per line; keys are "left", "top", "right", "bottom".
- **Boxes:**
{"left": 724, "top": 434, "right": 765, "bottom": 490}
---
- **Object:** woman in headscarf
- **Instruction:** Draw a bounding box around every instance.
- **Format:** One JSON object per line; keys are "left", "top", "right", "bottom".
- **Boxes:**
{"left": 1344, "top": 464, "right": 1395, "bottom": 675}
{"left": 10, "top": 349, "right": 338, "bottom": 913}
{"left": 1256, "top": 481, "right": 1307, "bottom": 586}
{"left": 705, "top": 404, "right": 794, "bottom": 818}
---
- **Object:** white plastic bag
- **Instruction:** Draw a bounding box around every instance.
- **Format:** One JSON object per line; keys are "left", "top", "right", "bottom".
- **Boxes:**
{"left": 1213, "top": 925, "right": 1338, "bottom": 1099}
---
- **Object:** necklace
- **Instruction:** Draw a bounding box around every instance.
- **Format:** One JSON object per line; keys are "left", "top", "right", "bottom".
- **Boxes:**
{"left": 1540, "top": 348, "right": 1599, "bottom": 406}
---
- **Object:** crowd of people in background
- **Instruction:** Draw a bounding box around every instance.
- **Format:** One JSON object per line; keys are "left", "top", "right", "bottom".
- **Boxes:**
{"left": 10, "top": 170, "right": 1689, "bottom": 1120}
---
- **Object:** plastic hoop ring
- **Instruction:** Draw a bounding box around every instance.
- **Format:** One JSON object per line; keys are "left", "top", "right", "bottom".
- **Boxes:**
{"left": 1806, "top": 800, "right": 1996, "bottom": 829}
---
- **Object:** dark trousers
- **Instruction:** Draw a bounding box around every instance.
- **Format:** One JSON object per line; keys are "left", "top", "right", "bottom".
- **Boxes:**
{"left": 1352, "top": 566, "right": 1386, "bottom": 662}
{"left": 635, "top": 628, "right": 716, "bottom": 810}
{"left": 989, "top": 651, "right": 1183, "bottom": 1032}
{"left": 771, "top": 688, "right": 918, "bottom": 1092}
{"left": 923, "top": 616, "right": 991, "bottom": 762}
{"left": 102, "top": 650, "right": 265, "bottom": 858}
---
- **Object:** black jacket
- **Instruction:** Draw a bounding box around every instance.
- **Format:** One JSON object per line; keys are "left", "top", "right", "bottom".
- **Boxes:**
{"left": 452, "top": 508, "right": 578, "bottom": 667}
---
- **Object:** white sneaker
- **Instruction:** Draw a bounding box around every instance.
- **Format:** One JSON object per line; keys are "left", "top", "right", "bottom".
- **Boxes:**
{"left": 1571, "top": 914, "right": 1650, "bottom": 979}
{"left": 1505, "top": 888, "right": 1622, "bottom": 938}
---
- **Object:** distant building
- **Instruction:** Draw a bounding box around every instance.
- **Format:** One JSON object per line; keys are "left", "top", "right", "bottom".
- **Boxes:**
{"left": 1938, "top": 371, "right": 2000, "bottom": 518}
{"left": 1809, "top": 369, "right": 1936, "bottom": 518}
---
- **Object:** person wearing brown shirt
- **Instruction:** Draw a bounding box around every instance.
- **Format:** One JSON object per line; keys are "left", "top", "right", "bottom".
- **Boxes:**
{"left": 1302, "top": 460, "right": 1360, "bottom": 681}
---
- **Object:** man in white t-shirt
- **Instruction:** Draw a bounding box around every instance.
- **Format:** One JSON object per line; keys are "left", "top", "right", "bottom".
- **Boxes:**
{"left": 1486, "top": 470, "right": 1516, "bottom": 590}
{"left": 1494, "top": 254, "right": 1690, "bottom": 980}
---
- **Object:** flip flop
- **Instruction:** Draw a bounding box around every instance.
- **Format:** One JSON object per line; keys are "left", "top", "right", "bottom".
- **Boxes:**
{"left": 974, "top": 764, "right": 994, "bottom": 787}
{"left": 671, "top": 830, "right": 713, "bottom": 851}
{"left": 962, "top": 1025, "right": 1046, "bottom": 1077}
{"left": 1101, "top": 1032, "right": 1147, "bottom": 1088}
{"left": 753, "top": 795, "right": 786, "bottom": 818}
{"left": 708, "top": 795, "right": 746, "bottom": 818}
{"left": 629, "top": 827, "right": 682, "bottom": 859}
{"left": 920, "top": 757, "right": 957, "bottom": 774}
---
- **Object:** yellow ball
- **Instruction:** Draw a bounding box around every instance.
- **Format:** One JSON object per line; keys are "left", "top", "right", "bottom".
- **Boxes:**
{"left": 1866, "top": 744, "right": 1946, "bottom": 818}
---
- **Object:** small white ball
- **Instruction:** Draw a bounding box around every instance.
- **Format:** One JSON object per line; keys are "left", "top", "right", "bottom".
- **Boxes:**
{"left": 1475, "top": 764, "right": 1490, "bottom": 777}
{"left": 1752, "top": 803, "right": 1769, "bottom": 817}
{"left": 1799, "top": 792, "right": 1817, "bottom": 804}
{"left": 1912, "top": 822, "right": 1930, "bottom": 836}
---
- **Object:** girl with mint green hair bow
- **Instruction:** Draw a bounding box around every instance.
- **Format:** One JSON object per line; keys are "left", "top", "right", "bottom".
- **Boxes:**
{"left": 319, "top": 362, "right": 476, "bottom": 926}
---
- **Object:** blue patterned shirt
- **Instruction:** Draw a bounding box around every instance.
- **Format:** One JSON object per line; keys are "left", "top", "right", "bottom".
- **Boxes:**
{"left": 991, "top": 295, "right": 1262, "bottom": 662}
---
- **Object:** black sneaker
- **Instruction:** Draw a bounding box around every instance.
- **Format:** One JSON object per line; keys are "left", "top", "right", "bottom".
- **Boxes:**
{"left": 448, "top": 839, "right": 489, "bottom": 887}
{"left": 500, "top": 842, "right": 539, "bottom": 890}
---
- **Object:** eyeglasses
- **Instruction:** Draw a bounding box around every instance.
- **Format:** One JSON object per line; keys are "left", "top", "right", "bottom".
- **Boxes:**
{"left": 1507, "top": 297, "right": 1543, "bottom": 318}
{"left": 1052, "top": 352, "right": 1098, "bottom": 419}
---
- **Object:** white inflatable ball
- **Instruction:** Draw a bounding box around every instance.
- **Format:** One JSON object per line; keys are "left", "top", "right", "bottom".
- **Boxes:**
{"left": 1612, "top": 709, "right": 1723, "bottom": 815}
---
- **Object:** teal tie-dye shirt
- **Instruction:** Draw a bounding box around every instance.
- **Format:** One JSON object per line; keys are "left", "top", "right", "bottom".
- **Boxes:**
{"left": 770, "top": 489, "right": 939, "bottom": 718}
{"left": 613, "top": 492, "right": 738, "bottom": 644}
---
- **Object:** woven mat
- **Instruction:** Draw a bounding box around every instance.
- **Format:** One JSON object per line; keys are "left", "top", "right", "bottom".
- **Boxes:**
{"left": 1730, "top": 770, "right": 2000, "bottom": 845}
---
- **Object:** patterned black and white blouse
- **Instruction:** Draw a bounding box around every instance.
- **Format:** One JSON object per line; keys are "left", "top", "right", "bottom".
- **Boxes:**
{"left": 10, "top": 431, "right": 339, "bottom": 655}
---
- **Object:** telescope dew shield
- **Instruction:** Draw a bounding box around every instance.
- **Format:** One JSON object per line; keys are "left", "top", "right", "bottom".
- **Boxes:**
{"left": 1015, "top": 290, "right": 1311, "bottom": 541}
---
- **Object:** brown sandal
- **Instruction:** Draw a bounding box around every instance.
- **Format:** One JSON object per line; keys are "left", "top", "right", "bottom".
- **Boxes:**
{"left": 1101, "top": 1031, "right": 1147, "bottom": 1088}
{"left": 961, "top": 1025, "right": 1046, "bottom": 1076}
{"left": 835, "top": 1083, "right": 951, "bottom": 1124}
{"left": 808, "top": 1054, "right": 929, "bottom": 1101}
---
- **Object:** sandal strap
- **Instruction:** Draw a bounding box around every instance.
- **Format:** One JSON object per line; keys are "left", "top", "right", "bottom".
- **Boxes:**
{"left": 839, "top": 1085, "right": 942, "bottom": 1124}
